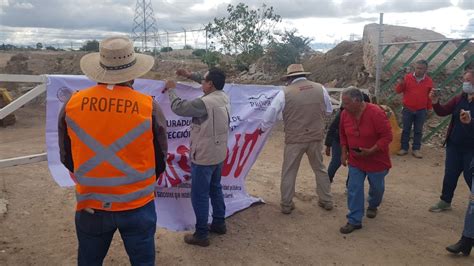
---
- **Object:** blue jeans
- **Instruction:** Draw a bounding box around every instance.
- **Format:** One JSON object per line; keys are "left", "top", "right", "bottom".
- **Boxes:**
{"left": 191, "top": 162, "right": 226, "bottom": 239}
{"left": 440, "top": 145, "right": 473, "bottom": 203}
{"left": 463, "top": 176, "right": 474, "bottom": 238}
{"left": 401, "top": 108, "right": 427, "bottom": 151}
{"left": 347, "top": 166, "right": 388, "bottom": 225}
{"left": 75, "top": 200, "right": 156, "bottom": 266}
{"left": 328, "top": 141, "right": 342, "bottom": 182}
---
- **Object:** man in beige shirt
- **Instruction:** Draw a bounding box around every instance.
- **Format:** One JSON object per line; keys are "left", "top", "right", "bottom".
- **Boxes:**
{"left": 164, "top": 68, "right": 230, "bottom": 247}
{"left": 278, "top": 64, "right": 334, "bottom": 214}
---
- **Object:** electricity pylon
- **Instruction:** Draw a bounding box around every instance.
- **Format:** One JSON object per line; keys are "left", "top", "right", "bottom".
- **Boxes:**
{"left": 131, "top": 0, "right": 160, "bottom": 52}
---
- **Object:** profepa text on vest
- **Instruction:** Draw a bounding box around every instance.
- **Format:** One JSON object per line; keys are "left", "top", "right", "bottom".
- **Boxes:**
{"left": 80, "top": 97, "right": 140, "bottom": 114}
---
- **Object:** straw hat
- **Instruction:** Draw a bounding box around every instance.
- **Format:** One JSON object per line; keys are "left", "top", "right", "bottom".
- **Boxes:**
{"left": 80, "top": 36, "right": 154, "bottom": 84}
{"left": 282, "top": 64, "right": 311, "bottom": 79}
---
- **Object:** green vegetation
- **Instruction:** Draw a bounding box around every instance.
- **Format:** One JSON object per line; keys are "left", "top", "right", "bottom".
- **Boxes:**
{"left": 203, "top": 2, "right": 312, "bottom": 71}
{"left": 160, "top": 47, "right": 173, "bottom": 52}
{"left": 267, "top": 29, "right": 312, "bottom": 68}
{"left": 80, "top": 40, "right": 99, "bottom": 52}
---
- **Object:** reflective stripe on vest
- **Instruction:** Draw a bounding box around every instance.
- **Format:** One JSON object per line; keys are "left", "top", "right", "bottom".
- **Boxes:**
{"left": 66, "top": 116, "right": 155, "bottom": 203}
{"left": 76, "top": 183, "right": 155, "bottom": 203}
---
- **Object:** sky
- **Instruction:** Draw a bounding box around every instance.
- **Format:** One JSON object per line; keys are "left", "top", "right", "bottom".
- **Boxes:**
{"left": 0, "top": 0, "right": 473, "bottom": 49}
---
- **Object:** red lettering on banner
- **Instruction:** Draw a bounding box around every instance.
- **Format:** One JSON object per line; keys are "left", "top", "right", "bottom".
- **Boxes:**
{"left": 234, "top": 129, "right": 260, "bottom": 177}
{"left": 156, "top": 129, "right": 262, "bottom": 187}
{"left": 222, "top": 129, "right": 261, "bottom": 178}
{"left": 164, "top": 153, "right": 183, "bottom": 187}
{"left": 156, "top": 145, "right": 192, "bottom": 187}
{"left": 176, "top": 145, "right": 191, "bottom": 180}
{"left": 222, "top": 134, "right": 241, "bottom": 176}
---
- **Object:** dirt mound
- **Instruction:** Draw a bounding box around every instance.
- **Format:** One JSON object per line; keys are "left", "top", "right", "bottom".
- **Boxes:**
{"left": 303, "top": 41, "right": 368, "bottom": 89}
{"left": 147, "top": 59, "right": 208, "bottom": 81}
{"left": 4, "top": 53, "right": 33, "bottom": 75}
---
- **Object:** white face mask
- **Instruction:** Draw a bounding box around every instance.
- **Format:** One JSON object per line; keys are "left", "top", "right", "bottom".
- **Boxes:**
{"left": 463, "top": 82, "right": 474, "bottom": 94}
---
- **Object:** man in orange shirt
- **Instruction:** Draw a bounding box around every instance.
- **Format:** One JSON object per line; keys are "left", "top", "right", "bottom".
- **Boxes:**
{"left": 394, "top": 60, "right": 433, "bottom": 158}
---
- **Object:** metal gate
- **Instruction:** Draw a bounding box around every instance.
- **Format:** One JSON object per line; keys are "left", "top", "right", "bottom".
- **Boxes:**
{"left": 374, "top": 13, "right": 473, "bottom": 142}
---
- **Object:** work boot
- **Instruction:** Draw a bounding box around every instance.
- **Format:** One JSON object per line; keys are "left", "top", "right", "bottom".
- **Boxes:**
{"left": 446, "top": 236, "right": 473, "bottom": 256}
{"left": 429, "top": 200, "right": 452, "bottom": 212}
{"left": 209, "top": 223, "right": 227, "bottom": 235}
{"left": 366, "top": 207, "right": 378, "bottom": 218}
{"left": 281, "top": 202, "right": 295, "bottom": 214}
{"left": 318, "top": 200, "right": 334, "bottom": 211}
{"left": 397, "top": 149, "right": 408, "bottom": 156}
{"left": 412, "top": 150, "right": 423, "bottom": 159}
{"left": 184, "top": 233, "right": 210, "bottom": 247}
{"left": 339, "top": 223, "right": 362, "bottom": 234}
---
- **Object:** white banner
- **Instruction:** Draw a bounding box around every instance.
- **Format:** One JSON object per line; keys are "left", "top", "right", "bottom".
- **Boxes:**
{"left": 45, "top": 75, "right": 283, "bottom": 231}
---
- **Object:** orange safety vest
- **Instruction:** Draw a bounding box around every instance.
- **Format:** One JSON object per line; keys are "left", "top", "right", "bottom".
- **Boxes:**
{"left": 65, "top": 84, "right": 156, "bottom": 211}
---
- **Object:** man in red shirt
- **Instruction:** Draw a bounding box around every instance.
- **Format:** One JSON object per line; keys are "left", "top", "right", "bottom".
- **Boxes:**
{"left": 339, "top": 87, "right": 393, "bottom": 234}
{"left": 394, "top": 60, "right": 433, "bottom": 158}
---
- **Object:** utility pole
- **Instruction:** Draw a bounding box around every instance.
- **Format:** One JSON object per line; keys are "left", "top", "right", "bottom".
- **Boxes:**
{"left": 375, "top": 13, "right": 384, "bottom": 101}
{"left": 131, "top": 0, "right": 160, "bottom": 52}
{"left": 183, "top": 28, "right": 187, "bottom": 49}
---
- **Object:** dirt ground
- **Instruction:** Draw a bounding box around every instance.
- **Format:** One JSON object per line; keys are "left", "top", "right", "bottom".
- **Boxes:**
{"left": 0, "top": 105, "right": 473, "bottom": 265}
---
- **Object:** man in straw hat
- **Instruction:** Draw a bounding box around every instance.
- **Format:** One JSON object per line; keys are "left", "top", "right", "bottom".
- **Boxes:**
{"left": 163, "top": 67, "right": 230, "bottom": 247}
{"left": 276, "top": 64, "right": 334, "bottom": 214}
{"left": 58, "top": 36, "right": 167, "bottom": 265}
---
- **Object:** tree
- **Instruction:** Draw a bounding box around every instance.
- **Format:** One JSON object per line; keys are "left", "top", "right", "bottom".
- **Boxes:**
{"left": 205, "top": 3, "right": 281, "bottom": 54}
{"left": 267, "top": 29, "right": 312, "bottom": 68}
{"left": 80, "top": 40, "right": 99, "bottom": 51}
{"left": 0, "top": 43, "right": 18, "bottom": 50}
{"left": 36, "top": 42, "right": 43, "bottom": 50}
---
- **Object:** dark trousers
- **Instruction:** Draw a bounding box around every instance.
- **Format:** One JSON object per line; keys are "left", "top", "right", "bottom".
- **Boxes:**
{"left": 191, "top": 162, "right": 226, "bottom": 239}
{"left": 440, "top": 145, "right": 474, "bottom": 203}
{"left": 75, "top": 200, "right": 157, "bottom": 266}
{"left": 401, "top": 108, "right": 427, "bottom": 151}
{"left": 327, "top": 141, "right": 342, "bottom": 182}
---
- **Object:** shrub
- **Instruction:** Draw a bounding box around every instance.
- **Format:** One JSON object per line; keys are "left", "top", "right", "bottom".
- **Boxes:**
{"left": 234, "top": 45, "right": 264, "bottom": 72}
{"left": 201, "top": 51, "right": 221, "bottom": 67}
{"left": 160, "top": 47, "right": 173, "bottom": 52}
{"left": 192, "top": 49, "right": 207, "bottom": 57}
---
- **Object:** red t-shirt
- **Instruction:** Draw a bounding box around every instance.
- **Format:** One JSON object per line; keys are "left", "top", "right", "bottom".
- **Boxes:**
{"left": 339, "top": 103, "right": 393, "bottom": 172}
{"left": 395, "top": 73, "right": 433, "bottom": 111}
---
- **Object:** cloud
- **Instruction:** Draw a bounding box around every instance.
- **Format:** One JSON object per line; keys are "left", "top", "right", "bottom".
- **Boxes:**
{"left": 345, "top": 16, "right": 379, "bottom": 24}
{"left": 375, "top": 0, "right": 452, "bottom": 13}
{"left": 0, "top": 0, "right": 470, "bottom": 46}
{"left": 0, "top": 0, "right": 459, "bottom": 33}
{"left": 1, "top": 0, "right": 134, "bottom": 31}
{"left": 0, "top": 0, "right": 220, "bottom": 33}
{"left": 458, "top": 0, "right": 474, "bottom": 9}
{"left": 13, "top": 2, "right": 34, "bottom": 9}
{"left": 224, "top": 0, "right": 368, "bottom": 18}
{"left": 463, "top": 18, "right": 474, "bottom": 37}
